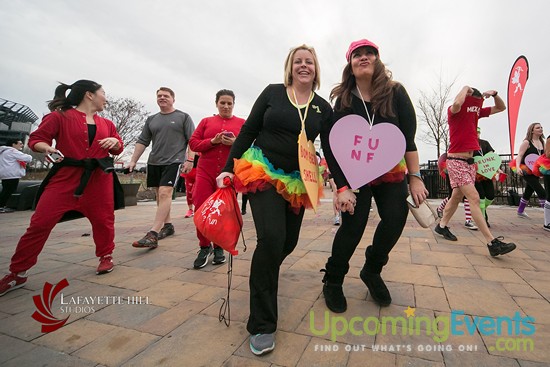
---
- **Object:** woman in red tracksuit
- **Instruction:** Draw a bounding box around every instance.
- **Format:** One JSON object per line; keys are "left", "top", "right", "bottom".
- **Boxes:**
{"left": 0, "top": 80, "right": 123, "bottom": 297}
{"left": 180, "top": 152, "right": 199, "bottom": 218}
{"left": 188, "top": 89, "right": 245, "bottom": 269}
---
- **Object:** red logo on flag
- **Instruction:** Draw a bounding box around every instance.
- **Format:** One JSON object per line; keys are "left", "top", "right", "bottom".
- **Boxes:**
{"left": 32, "top": 279, "right": 70, "bottom": 333}
{"left": 507, "top": 56, "right": 529, "bottom": 158}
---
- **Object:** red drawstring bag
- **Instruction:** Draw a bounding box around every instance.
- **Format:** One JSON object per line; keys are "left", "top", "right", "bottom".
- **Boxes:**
{"left": 194, "top": 181, "right": 243, "bottom": 256}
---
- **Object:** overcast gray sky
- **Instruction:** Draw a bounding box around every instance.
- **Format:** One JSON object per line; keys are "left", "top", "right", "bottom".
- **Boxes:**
{"left": 1, "top": 0, "right": 548, "bottom": 163}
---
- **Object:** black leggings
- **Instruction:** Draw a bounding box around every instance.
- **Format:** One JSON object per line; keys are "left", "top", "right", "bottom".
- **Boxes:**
{"left": 246, "top": 186, "right": 305, "bottom": 334}
{"left": 475, "top": 179, "right": 495, "bottom": 200}
{"left": 325, "top": 180, "right": 408, "bottom": 282}
{"left": 241, "top": 193, "right": 248, "bottom": 211}
{"left": 0, "top": 178, "right": 19, "bottom": 207}
{"left": 521, "top": 175, "right": 546, "bottom": 201}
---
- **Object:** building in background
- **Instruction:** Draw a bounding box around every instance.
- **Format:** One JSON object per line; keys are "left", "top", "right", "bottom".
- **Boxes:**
{"left": 0, "top": 98, "right": 39, "bottom": 146}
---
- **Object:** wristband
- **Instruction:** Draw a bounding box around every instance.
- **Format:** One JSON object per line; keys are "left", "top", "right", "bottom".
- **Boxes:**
{"left": 337, "top": 185, "right": 349, "bottom": 194}
{"left": 408, "top": 172, "right": 423, "bottom": 181}
{"left": 186, "top": 160, "right": 194, "bottom": 163}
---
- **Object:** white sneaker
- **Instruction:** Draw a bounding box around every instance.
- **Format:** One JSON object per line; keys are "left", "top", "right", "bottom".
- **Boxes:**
{"left": 333, "top": 215, "right": 340, "bottom": 226}
{"left": 464, "top": 220, "right": 478, "bottom": 230}
{"left": 517, "top": 212, "right": 530, "bottom": 219}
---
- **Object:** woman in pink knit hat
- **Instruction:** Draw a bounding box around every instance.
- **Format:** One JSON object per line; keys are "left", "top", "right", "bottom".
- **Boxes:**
{"left": 320, "top": 39, "right": 427, "bottom": 312}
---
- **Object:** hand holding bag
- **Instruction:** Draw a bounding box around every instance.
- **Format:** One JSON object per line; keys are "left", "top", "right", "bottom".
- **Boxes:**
{"left": 194, "top": 185, "right": 243, "bottom": 255}
{"left": 406, "top": 195, "right": 438, "bottom": 228}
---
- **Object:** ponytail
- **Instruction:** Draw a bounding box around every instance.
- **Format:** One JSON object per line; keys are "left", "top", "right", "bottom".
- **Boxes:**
{"left": 47, "top": 80, "right": 102, "bottom": 112}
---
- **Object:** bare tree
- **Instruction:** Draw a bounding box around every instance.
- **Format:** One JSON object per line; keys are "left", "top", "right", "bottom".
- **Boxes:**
{"left": 417, "top": 77, "right": 456, "bottom": 158}
{"left": 101, "top": 96, "right": 149, "bottom": 161}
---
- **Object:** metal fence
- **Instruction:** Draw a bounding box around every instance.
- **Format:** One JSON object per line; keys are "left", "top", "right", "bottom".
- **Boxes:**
{"left": 420, "top": 154, "right": 543, "bottom": 206}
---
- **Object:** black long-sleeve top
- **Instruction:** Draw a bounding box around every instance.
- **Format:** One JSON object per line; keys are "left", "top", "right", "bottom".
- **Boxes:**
{"left": 474, "top": 139, "right": 495, "bottom": 157}
{"left": 320, "top": 83, "right": 418, "bottom": 190}
{"left": 223, "top": 84, "right": 332, "bottom": 174}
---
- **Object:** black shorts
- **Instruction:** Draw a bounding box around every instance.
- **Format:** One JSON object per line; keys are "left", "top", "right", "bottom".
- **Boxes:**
{"left": 146, "top": 163, "right": 181, "bottom": 188}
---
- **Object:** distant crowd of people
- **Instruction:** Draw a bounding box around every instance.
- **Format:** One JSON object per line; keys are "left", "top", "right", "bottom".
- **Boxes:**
{"left": 1, "top": 38, "right": 549, "bottom": 357}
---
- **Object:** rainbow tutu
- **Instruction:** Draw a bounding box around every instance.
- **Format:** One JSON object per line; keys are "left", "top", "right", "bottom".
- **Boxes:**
{"left": 533, "top": 155, "right": 550, "bottom": 176}
{"left": 369, "top": 158, "right": 407, "bottom": 186}
{"left": 232, "top": 146, "right": 323, "bottom": 210}
{"left": 509, "top": 158, "right": 533, "bottom": 175}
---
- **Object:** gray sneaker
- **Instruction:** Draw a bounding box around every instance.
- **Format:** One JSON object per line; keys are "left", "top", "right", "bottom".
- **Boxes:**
{"left": 464, "top": 220, "right": 478, "bottom": 230}
{"left": 250, "top": 333, "right": 275, "bottom": 356}
{"left": 517, "top": 211, "right": 530, "bottom": 219}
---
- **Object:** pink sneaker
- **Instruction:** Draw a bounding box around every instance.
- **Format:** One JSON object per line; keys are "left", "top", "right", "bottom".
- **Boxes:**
{"left": 97, "top": 255, "right": 114, "bottom": 275}
{"left": 0, "top": 272, "right": 28, "bottom": 296}
{"left": 185, "top": 209, "right": 194, "bottom": 218}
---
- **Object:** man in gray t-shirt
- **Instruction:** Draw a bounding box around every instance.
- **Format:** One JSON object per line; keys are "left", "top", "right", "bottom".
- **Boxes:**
{"left": 127, "top": 87, "right": 195, "bottom": 248}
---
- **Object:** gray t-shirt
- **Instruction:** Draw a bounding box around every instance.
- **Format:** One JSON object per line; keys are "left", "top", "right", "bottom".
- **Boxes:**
{"left": 137, "top": 109, "right": 195, "bottom": 165}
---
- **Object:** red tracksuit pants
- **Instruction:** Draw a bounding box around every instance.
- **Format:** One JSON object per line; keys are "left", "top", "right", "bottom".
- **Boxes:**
{"left": 192, "top": 169, "right": 220, "bottom": 248}
{"left": 9, "top": 169, "right": 115, "bottom": 273}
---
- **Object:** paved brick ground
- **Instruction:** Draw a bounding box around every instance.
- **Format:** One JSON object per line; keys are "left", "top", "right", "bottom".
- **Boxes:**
{"left": 1, "top": 188, "right": 549, "bottom": 367}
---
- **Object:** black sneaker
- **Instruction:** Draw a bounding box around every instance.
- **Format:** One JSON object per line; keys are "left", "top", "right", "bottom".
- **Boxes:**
{"left": 360, "top": 269, "right": 391, "bottom": 306}
{"left": 212, "top": 247, "right": 226, "bottom": 265}
{"left": 487, "top": 237, "right": 516, "bottom": 257}
{"left": 434, "top": 225, "right": 458, "bottom": 241}
{"left": 158, "top": 223, "right": 175, "bottom": 240}
{"left": 193, "top": 245, "right": 213, "bottom": 269}
{"left": 132, "top": 231, "right": 158, "bottom": 249}
{"left": 544, "top": 224, "right": 550, "bottom": 232}
{"left": 322, "top": 282, "right": 347, "bottom": 313}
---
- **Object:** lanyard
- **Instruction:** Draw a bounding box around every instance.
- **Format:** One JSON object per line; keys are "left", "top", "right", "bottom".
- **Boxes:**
{"left": 356, "top": 85, "right": 375, "bottom": 130}
{"left": 292, "top": 88, "right": 313, "bottom": 131}
{"left": 532, "top": 140, "right": 543, "bottom": 155}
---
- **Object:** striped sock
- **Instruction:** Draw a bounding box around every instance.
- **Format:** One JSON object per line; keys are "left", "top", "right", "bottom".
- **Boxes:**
{"left": 464, "top": 199, "right": 472, "bottom": 221}
{"left": 518, "top": 198, "right": 528, "bottom": 214}
{"left": 438, "top": 197, "right": 449, "bottom": 213}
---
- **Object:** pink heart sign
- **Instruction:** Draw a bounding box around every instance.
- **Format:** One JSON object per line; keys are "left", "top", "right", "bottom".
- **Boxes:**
{"left": 329, "top": 114, "right": 406, "bottom": 189}
{"left": 524, "top": 153, "right": 539, "bottom": 171}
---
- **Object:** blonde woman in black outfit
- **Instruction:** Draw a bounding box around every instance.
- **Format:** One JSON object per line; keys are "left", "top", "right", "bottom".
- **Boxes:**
{"left": 320, "top": 39, "right": 428, "bottom": 312}
{"left": 217, "top": 45, "right": 332, "bottom": 356}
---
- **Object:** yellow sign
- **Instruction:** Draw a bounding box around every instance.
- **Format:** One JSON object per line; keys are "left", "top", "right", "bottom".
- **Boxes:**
{"left": 298, "top": 130, "right": 320, "bottom": 212}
